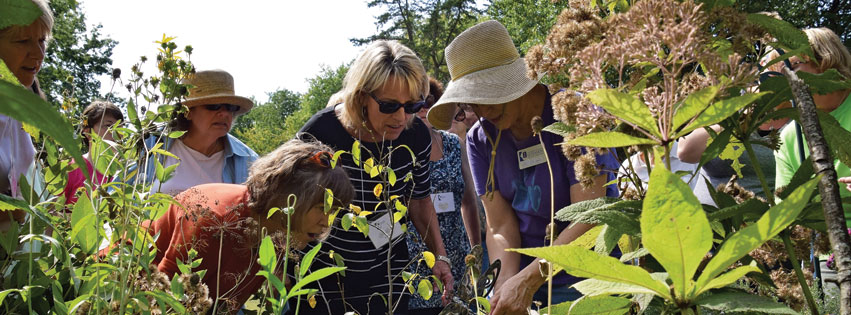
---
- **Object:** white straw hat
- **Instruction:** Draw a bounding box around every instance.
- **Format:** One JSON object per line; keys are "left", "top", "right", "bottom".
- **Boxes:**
{"left": 427, "top": 20, "right": 541, "bottom": 130}
{"left": 181, "top": 69, "right": 254, "bottom": 116}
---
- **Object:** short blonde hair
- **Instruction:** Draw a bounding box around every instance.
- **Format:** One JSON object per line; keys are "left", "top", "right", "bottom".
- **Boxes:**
{"left": 245, "top": 139, "right": 354, "bottom": 232}
{"left": 0, "top": 0, "right": 54, "bottom": 44}
{"left": 804, "top": 28, "right": 851, "bottom": 79}
{"left": 337, "top": 40, "right": 429, "bottom": 130}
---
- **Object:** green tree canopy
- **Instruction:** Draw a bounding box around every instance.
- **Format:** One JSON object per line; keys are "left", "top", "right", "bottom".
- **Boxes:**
{"left": 40, "top": 0, "right": 117, "bottom": 110}
{"left": 232, "top": 89, "right": 302, "bottom": 154}
{"left": 485, "top": 0, "right": 568, "bottom": 54}
{"left": 738, "top": 0, "right": 850, "bottom": 48}
{"left": 282, "top": 63, "right": 349, "bottom": 141}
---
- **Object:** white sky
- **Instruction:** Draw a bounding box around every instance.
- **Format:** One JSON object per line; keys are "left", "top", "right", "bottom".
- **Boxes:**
{"left": 82, "top": 0, "right": 383, "bottom": 103}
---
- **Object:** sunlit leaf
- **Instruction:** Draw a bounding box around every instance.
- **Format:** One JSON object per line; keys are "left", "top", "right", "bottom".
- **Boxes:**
{"left": 258, "top": 236, "right": 276, "bottom": 273}
{"left": 422, "top": 251, "right": 435, "bottom": 268}
{"left": 417, "top": 279, "right": 433, "bottom": 301}
{"left": 587, "top": 89, "right": 660, "bottom": 138}
{"left": 567, "top": 131, "right": 657, "bottom": 148}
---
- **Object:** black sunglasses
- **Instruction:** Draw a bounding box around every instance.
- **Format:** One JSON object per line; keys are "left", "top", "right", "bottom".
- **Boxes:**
{"left": 369, "top": 93, "right": 427, "bottom": 114}
{"left": 203, "top": 104, "right": 240, "bottom": 112}
{"left": 454, "top": 104, "right": 472, "bottom": 122}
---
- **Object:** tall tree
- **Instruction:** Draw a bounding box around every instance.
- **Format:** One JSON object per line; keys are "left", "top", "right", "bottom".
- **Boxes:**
{"left": 738, "top": 0, "right": 851, "bottom": 48}
{"left": 485, "top": 0, "right": 568, "bottom": 54}
{"left": 352, "top": 0, "right": 481, "bottom": 82}
{"left": 40, "top": 0, "right": 117, "bottom": 109}
{"left": 232, "top": 89, "right": 301, "bottom": 155}
{"left": 282, "top": 63, "right": 349, "bottom": 141}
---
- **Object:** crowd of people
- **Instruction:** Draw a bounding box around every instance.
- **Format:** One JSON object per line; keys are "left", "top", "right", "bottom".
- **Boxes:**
{"left": 3, "top": 0, "right": 851, "bottom": 314}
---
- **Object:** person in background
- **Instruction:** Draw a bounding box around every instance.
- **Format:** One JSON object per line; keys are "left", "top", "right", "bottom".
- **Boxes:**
{"left": 148, "top": 139, "right": 355, "bottom": 313}
{"left": 63, "top": 101, "right": 124, "bottom": 204}
{"left": 293, "top": 40, "right": 453, "bottom": 315}
{"left": 141, "top": 69, "right": 258, "bottom": 196}
{"left": 407, "top": 77, "right": 480, "bottom": 315}
{"left": 0, "top": 0, "right": 52, "bottom": 228}
{"left": 775, "top": 27, "right": 851, "bottom": 224}
{"left": 427, "top": 20, "right": 620, "bottom": 314}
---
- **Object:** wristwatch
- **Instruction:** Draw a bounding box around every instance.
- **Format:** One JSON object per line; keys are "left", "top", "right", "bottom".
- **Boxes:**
{"left": 436, "top": 254, "right": 451, "bottom": 266}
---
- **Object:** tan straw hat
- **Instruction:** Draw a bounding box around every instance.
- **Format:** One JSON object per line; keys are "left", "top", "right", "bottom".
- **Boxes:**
{"left": 181, "top": 69, "right": 254, "bottom": 116}
{"left": 427, "top": 20, "right": 542, "bottom": 130}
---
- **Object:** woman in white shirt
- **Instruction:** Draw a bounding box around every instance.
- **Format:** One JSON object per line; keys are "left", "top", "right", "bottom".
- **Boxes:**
{"left": 0, "top": 0, "right": 53, "bottom": 228}
{"left": 142, "top": 69, "right": 258, "bottom": 195}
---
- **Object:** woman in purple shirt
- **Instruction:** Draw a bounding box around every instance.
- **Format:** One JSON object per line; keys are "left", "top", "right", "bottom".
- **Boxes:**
{"left": 427, "top": 21, "right": 620, "bottom": 315}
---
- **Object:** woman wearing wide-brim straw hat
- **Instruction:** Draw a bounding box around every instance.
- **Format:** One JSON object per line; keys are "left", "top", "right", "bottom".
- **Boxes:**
{"left": 427, "top": 20, "right": 621, "bottom": 314}
{"left": 140, "top": 69, "right": 258, "bottom": 196}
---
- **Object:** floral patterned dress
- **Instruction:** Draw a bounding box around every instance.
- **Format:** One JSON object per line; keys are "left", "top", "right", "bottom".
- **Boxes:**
{"left": 406, "top": 130, "right": 471, "bottom": 310}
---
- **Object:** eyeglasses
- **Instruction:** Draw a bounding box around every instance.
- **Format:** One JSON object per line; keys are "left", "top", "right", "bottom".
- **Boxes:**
{"left": 202, "top": 104, "right": 241, "bottom": 112}
{"left": 454, "top": 104, "right": 473, "bottom": 122}
{"left": 369, "top": 93, "right": 427, "bottom": 114}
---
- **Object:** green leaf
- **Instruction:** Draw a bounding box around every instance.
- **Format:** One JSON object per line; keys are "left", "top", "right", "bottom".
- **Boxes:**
{"left": 475, "top": 297, "right": 491, "bottom": 314}
{"left": 707, "top": 198, "right": 769, "bottom": 222}
{"left": 71, "top": 194, "right": 98, "bottom": 255}
{"left": 422, "top": 251, "right": 435, "bottom": 268}
{"left": 511, "top": 245, "right": 671, "bottom": 300}
{"left": 324, "top": 189, "right": 334, "bottom": 214}
{"left": 171, "top": 275, "right": 184, "bottom": 300}
{"left": 677, "top": 92, "right": 767, "bottom": 138}
{"left": 287, "top": 266, "right": 345, "bottom": 299}
{"left": 258, "top": 236, "right": 276, "bottom": 273}
{"left": 747, "top": 14, "right": 813, "bottom": 58}
{"left": 0, "top": 0, "right": 41, "bottom": 30}
{"left": 798, "top": 69, "right": 851, "bottom": 95}
{"left": 568, "top": 295, "right": 632, "bottom": 315}
{"left": 595, "top": 225, "right": 621, "bottom": 255}
{"left": 697, "top": 265, "right": 760, "bottom": 296}
{"left": 817, "top": 111, "right": 851, "bottom": 170}
{"left": 642, "top": 161, "right": 712, "bottom": 299}
{"left": 672, "top": 86, "right": 719, "bottom": 132}
{"left": 587, "top": 89, "right": 660, "bottom": 138}
{"left": 341, "top": 213, "right": 354, "bottom": 231}
{"left": 555, "top": 197, "right": 642, "bottom": 236}
{"left": 301, "top": 243, "right": 322, "bottom": 278}
{"left": 388, "top": 168, "right": 397, "bottom": 186}
{"left": 567, "top": 131, "right": 657, "bottom": 148}
{"left": 167, "top": 130, "right": 187, "bottom": 139}
{"left": 0, "top": 79, "right": 87, "bottom": 177}
{"left": 696, "top": 290, "right": 798, "bottom": 314}
{"left": 417, "top": 279, "right": 433, "bottom": 301}
{"left": 332, "top": 251, "right": 346, "bottom": 276}
{"left": 143, "top": 290, "right": 186, "bottom": 314}
{"left": 542, "top": 121, "right": 576, "bottom": 138}
{"left": 351, "top": 141, "right": 361, "bottom": 166}
{"left": 696, "top": 177, "right": 819, "bottom": 289}
{"left": 0, "top": 288, "right": 20, "bottom": 306}
{"left": 573, "top": 278, "right": 658, "bottom": 297}
{"left": 698, "top": 127, "right": 732, "bottom": 169}
{"left": 779, "top": 156, "right": 813, "bottom": 200}
{"left": 256, "top": 270, "right": 285, "bottom": 293}
{"left": 331, "top": 150, "right": 345, "bottom": 168}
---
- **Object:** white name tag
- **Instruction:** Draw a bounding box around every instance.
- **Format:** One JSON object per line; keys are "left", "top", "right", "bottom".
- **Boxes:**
{"left": 368, "top": 213, "right": 405, "bottom": 249}
{"left": 517, "top": 144, "right": 546, "bottom": 170}
{"left": 431, "top": 192, "right": 455, "bottom": 213}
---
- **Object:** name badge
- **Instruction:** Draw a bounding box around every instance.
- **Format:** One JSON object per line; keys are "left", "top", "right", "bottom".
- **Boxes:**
{"left": 517, "top": 144, "right": 546, "bottom": 170}
{"left": 431, "top": 192, "right": 455, "bottom": 213}
{"left": 368, "top": 213, "right": 405, "bottom": 249}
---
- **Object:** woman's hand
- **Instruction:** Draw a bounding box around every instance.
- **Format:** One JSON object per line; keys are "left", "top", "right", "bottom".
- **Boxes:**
{"left": 839, "top": 177, "right": 851, "bottom": 192}
{"left": 489, "top": 270, "right": 538, "bottom": 315}
{"left": 432, "top": 259, "right": 455, "bottom": 305}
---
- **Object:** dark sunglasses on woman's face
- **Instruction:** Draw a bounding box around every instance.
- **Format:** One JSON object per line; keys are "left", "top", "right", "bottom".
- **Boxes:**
{"left": 370, "top": 93, "right": 427, "bottom": 114}
{"left": 202, "top": 104, "right": 240, "bottom": 112}
{"left": 454, "top": 104, "right": 473, "bottom": 122}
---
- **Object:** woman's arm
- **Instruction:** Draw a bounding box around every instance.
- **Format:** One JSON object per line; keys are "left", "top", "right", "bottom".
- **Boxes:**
{"left": 459, "top": 144, "right": 481, "bottom": 247}
{"left": 677, "top": 124, "right": 723, "bottom": 164}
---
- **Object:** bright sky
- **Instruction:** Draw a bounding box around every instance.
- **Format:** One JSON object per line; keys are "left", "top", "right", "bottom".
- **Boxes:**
{"left": 82, "top": 0, "right": 382, "bottom": 104}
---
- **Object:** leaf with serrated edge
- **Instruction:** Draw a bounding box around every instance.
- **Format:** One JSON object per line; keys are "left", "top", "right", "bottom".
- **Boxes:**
{"left": 672, "top": 86, "right": 719, "bottom": 132}
{"left": 542, "top": 121, "right": 576, "bottom": 137}
{"left": 677, "top": 92, "right": 767, "bottom": 138}
{"left": 568, "top": 131, "right": 657, "bottom": 148}
{"left": 568, "top": 295, "right": 632, "bottom": 315}
{"left": 696, "top": 290, "right": 798, "bottom": 314}
{"left": 573, "top": 278, "right": 658, "bottom": 296}
{"left": 695, "top": 265, "right": 760, "bottom": 297}
{"left": 511, "top": 245, "right": 671, "bottom": 300}
{"left": 696, "top": 177, "right": 819, "bottom": 289}
{"left": 642, "top": 161, "right": 711, "bottom": 300}
{"left": 587, "top": 89, "right": 660, "bottom": 138}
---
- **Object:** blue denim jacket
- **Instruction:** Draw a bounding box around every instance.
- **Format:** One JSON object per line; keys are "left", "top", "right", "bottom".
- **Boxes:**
{"left": 138, "top": 134, "right": 258, "bottom": 186}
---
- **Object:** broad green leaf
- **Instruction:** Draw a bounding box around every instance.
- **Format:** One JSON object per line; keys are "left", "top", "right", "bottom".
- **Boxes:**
{"left": 707, "top": 199, "right": 769, "bottom": 222}
{"left": 422, "top": 251, "right": 435, "bottom": 268}
{"left": 373, "top": 183, "right": 383, "bottom": 198}
{"left": 256, "top": 270, "right": 285, "bottom": 293}
{"left": 573, "top": 278, "right": 658, "bottom": 296}
{"left": 595, "top": 224, "right": 621, "bottom": 255}
{"left": 555, "top": 197, "right": 642, "bottom": 236}
{"left": 417, "top": 279, "right": 433, "bottom": 301}
{"left": 475, "top": 297, "right": 491, "bottom": 313}
{"left": 672, "top": 86, "right": 719, "bottom": 131}
{"left": 287, "top": 266, "right": 345, "bottom": 298}
{"left": 171, "top": 275, "right": 184, "bottom": 299}
{"left": 542, "top": 121, "right": 576, "bottom": 138}
{"left": 0, "top": 0, "right": 41, "bottom": 30}
{"left": 0, "top": 288, "right": 19, "bottom": 306}
{"left": 71, "top": 194, "right": 98, "bottom": 255}
{"left": 301, "top": 242, "right": 322, "bottom": 278}
{"left": 388, "top": 168, "right": 397, "bottom": 186}
{"left": 258, "top": 236, "right": 276, "bottom": 272}
{"left": 718, "top": 141, "right": 745, "bottom": 178}
{"left": 143, "top": 290, "right": 186, "bottom": 314}
{"left": 341, "top": 213, "right": 354, "bottom": 231}
{"left": 642, "top": 161, "right": 711, "bottom": 299}
{"left": 0, "top": 193, "right": 29, "bottom": 211}
{"left": 540, "top": 301, "right": 573, "bottom": 315}
{"left": 0, "top": 80, "right": 87, "bottom": 177}
{"left": 696, "top": 177, "right": 819, "bottom": 288}
{"left": 695, "top": 265, "right": 760, "bottom": 296}
{"left": 587, "top": 88, "right": 660, "bottom": 138}
{"left": 511, "top": 245, "right": 671, "bottom": 300}
{"left": 696, "top": 290, "right": 798, "bottom": 314}
{"left": 569, "top": 295, "right": 632, "bottom": 315}
{"left": 817, "top": 111, "right": 851, "bottom": 170}
{"left": 747, "top": 14, "right": 813, "bottom": 58}
{"left": 324, "top": 188, "right": 333, "bottom": 213}
{"left": 798, "top": 69, "right": 851, "bottom": 95}
{"left": 677, "top": 93, "right": 767, "bottom": 138}
{"left": 567, "top": 131, "right": 657, "bottom": 148}
{"left": 698, "top": 127, "right": 732, "bottom": 169}
{"left": 779, "top": 156, "right": 813, "bottom": 200}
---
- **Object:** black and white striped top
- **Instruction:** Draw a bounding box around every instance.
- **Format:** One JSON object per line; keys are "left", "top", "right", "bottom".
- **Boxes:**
{"left": 291, "top": 105, "right": 431, "bottom": 314}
